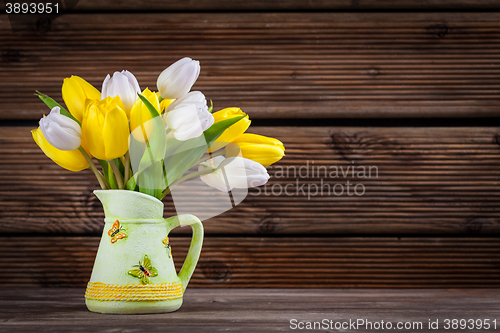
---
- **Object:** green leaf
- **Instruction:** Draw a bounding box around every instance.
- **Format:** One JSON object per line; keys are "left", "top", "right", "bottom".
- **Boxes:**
{"left": 125, "top": 173, "right": 137, "bottom": 191}
{"left": 35, "top": 91, "right": 81, "bottom": 126}
{"left": 114, "top": 158, "right": 125, "bottom": 178}
{"left": 130, "top": 94, "right": 168, "bottom": 198}
{"left": 96, "top": 159, "right": 117, "bottom": 189}
{"left": 163, "top": 135, "right": 207, "bottom": 188}
{"left": 105, "top": 162, "right": 119, "bottom": 189}
{"left": 162, "top": 114, "right": 246, "bottom": 191}
{"left": 204, "top": 114, "right": 246, "bottom": 146}
{"left": 138, "top": 93, "right": 161, "bottom": 119}
{"left": 137, "top": 161, "right": 164, "bottom": 199}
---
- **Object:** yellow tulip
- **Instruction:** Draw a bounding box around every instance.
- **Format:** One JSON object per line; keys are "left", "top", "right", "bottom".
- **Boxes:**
{"left": 82, "top": 97, "right": 129, "bottom": 160}
{"left": 225, "top": 133, "right": 285, "bottom": 167}
{"left": 31, "top": 127, "right": 89, "bottom": 172}
{"left": 160, "top": 98, "right": 174, "bottom": 113}
{"left": 154, "top": 92, "right": 174, "bottom": 114}
{"left": 130, "top": 88, "right": 160, "bottom": 143}
{"left": 62, "top": 76, "right": 101, "bottom": 122}
{"left": 209, "top": 108, "right": 250, "bottom": 151}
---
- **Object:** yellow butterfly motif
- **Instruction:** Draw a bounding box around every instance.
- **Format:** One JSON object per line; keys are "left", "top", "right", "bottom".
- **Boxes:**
{"left": 128, "top": 255, "right": 158, "bottom": 284}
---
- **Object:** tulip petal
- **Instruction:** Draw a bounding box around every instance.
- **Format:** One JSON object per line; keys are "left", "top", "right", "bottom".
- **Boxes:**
{"left": 31, "top": 127, "right": 89, "bottom": 172}
{"left": 199, "top": 156, "right": 269, "bottom": 192}
{"left": 62, "top": 76, "right": 101, "bottom": 122}
{"left": 227, "top": 133, "right": 285, "bottom": 167}
{"left": 130, "top": 88, "right": 158, "bottom": 143}
{"left": 209, "top": 108, "right": 251, "bottom": 151}
{"left": 102, "top": 105, "right": 129, "bottom": 160}
{"left": 157, "top": 57, "right": 200, "bottom": 99}
{"left": 39, "top": 107, "right": 82, "bottom": 151}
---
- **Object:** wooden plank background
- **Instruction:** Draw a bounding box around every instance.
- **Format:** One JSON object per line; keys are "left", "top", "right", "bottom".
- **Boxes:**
{"left": 2, "top": 13, "right": 500, "bottom": 119}
{"left": 0, "top": 1, "right": 499, "bottom": 288}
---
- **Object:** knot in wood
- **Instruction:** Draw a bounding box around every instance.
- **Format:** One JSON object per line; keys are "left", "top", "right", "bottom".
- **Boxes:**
{"left": 427, "top": 23, "right": 448, "bottom": 38}
{"left": 37, "top": 17, "right": 51, "bottom": 33}
{"left": 3, "top": 50, "right": 22, "bottom": 63}
{"left": 465, "top": 218, "right": 483, "bottom": 232}
{"left": 259, "top": 217, "right": 278, "bottom": 233}
{"left": 200, "top": 260, "right": 231, "bottom": 283}
{"left": 367, "top": 68, "right": 380, "bottom": 76}
{"left": 494, "top": 133, "right": 500, "bottom": 145}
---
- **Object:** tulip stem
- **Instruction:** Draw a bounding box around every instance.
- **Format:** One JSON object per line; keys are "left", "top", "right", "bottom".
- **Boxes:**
{"left": 162, "top": 168, "right": 216, "bottom": 198}
{"left": 195, "top": 150, "right": 225, "bottom": 165}
{"left": 108, "top": 160, "right": 124, "bottom": 190}
{"left": 124, "top": 151, "right": 130, "bottom": 185}
{"left": 78, "top": 148, "right": 110, "bottom": 190}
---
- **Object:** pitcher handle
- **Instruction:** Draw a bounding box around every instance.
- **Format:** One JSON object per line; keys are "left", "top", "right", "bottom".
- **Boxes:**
{"left": 168, "top": 214, "right": 204, "bottom": 291}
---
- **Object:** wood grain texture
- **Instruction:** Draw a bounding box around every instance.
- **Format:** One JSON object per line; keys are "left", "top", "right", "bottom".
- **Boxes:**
{"left": 1, "top": 236, "right": 499, "bottom": 288}
{"left": 1, "top": 126, "right": 500, "bottom": 236}
{"left": 2, "top": 13, "right": 500, "bottom": 119}
{"left": 0, "top": 288, "right": 499, "bottom": 332}
{"left": 4, "top": 0, "right": 500, "bottom": 11}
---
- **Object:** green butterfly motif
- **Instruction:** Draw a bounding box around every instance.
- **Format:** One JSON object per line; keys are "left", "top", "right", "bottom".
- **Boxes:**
{"left": 127, "top": 254, "right": 158, "bottom": 284}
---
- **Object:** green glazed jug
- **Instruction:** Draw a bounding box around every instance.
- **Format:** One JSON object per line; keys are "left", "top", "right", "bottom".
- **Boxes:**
{"left": 85, "top": 190, "right": 204, "bottom": 314}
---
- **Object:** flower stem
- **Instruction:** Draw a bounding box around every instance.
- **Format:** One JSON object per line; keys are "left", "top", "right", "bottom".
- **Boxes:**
{"left": 195, "top": 149, "right": 225, "bottom": 166}
{"left": 108, "top": 159, "right": 124, "bottom": 190}
{"left": 78, "top": 147, "right": 110, "bottom": 190}
{"left": 124, "top": 151, "right": 130, "bottom": 185}
{"left": 161, "top": 168, "right": 215, "bottom": 198}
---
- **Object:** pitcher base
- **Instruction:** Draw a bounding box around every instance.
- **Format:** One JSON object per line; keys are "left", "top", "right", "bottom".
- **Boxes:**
{"left": 86, "top": 298, "right": 183, "bottom": 314}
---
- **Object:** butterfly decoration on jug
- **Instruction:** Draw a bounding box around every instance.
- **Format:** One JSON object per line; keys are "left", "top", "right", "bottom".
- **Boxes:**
{"left": 128, "top": 254, "right": 158, "bottom": 284}
{"left": 107, "top": 220, "right": 126, "bottom": 244}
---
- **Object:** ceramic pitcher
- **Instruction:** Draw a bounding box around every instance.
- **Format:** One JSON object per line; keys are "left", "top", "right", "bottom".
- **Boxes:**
{"left": 85, "top": 190, "right": 203, "bottom": 314}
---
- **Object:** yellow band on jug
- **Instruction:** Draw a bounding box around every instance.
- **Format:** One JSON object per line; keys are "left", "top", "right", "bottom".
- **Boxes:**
{"left": 85, "top": 281, "right": 184, "bottom": 302}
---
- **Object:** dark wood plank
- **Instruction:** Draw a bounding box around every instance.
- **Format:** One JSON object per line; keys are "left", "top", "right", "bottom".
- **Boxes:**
{"left": 0, "top": 288, "right": 499, "bottom": 332}
{"left": 1, "top": 237, "right": 499, "bottom": 288}
{"left": 2, "top": 13, "right": 500, "bottom": 119}
{"left": 3, "top": 0, "right": 500, "bottom": 11}
{"left": 1, "top": 126, "right": 500, "bottom": 235}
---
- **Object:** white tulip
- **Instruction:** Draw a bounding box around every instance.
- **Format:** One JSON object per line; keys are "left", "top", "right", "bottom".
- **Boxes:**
{"left": 101, "top": 70, "right": 141, "bottom": 113}
{"left": 164, "top": 91, "right": 214, "bottom": 141}
{"left": 157, "top": 57, "right": 200, "bottom": 99}
{"left": 198, "top": 156, "right": 270, "bottom": 192}
{"left": 39, "top": 106, "right": 82, "bottom": 151}
{"left": 166, "top": 91, "right": 206, "bottom": 112}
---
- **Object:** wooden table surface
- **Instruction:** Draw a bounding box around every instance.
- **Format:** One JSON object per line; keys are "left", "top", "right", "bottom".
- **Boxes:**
{"left": 0, "top": 288, "right": 498, "bottom": 332}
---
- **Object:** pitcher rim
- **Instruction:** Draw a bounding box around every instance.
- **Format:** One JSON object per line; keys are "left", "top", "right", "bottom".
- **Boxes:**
{"left": 93, "top": 189, "right": 163, "bottom": 205}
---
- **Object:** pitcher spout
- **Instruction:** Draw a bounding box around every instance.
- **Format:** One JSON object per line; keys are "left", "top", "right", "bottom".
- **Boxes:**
{"left": 94, "top": 190, "right": 164, "bottom": 221}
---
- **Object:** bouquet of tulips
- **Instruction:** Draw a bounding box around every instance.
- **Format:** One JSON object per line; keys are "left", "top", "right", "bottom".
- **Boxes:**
{"left": 32, "top": 58, "right": 285, "bottom": 201}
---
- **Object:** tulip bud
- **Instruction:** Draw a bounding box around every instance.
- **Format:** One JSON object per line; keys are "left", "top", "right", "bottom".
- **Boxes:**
{"left": 157, "top": 57, "right": 200, "bottom": 99}
{"left": 101, "top": 70, "right": 141, "bottom": 116}
{"left": 61, "top": 76, "right": 101, "bottom": 122}
{"left": 225, "top": 133, "right": 285, "bottom": 167}
{"left": 39, "top": 106, "right": 82, "bottom": 151}
{"left": 164, "top": 91, "right": 214, "bottom": 141}
{"left": 31, "top": 127, "right": 89, "bottom": 172}
{"left": 82, "top": 97, "right": 129, "bottom": 160}
{"left": 130, "top": 88, "right": 160, "bottom": 143}
{"left": 166, "top": 91, "right": 205, "bottom": 112}
{"left": 198, "top": 156, "right": 270, "bottom": 192}
{"left": 209, "top": 108, "right": 251, "bottom": 152}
